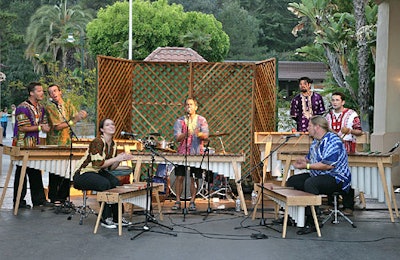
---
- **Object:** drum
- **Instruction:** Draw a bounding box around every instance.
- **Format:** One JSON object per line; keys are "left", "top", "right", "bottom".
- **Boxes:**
{"left": 156, "top": 140, "right": 175, "bottom": 152}
{"left": 152, "top": 164, "right": 174, "bottom": 194}
{"left": 168, "top": 166, "right": 204, "bottom": 199}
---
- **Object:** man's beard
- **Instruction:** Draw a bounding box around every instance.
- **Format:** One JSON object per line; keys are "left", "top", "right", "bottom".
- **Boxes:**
{"left": 300, "top": 89, "right": 308, "bottom": 93}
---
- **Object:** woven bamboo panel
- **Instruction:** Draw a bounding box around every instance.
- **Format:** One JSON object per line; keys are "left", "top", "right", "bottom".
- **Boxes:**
{"left": 252, "top": 59, "right": 277, "bottom": 181}
{"left": 97, "top": 56, "right": 134, "bottom": 135}
{"left": 97, "top": 56, "right": 276, "bottom": 183}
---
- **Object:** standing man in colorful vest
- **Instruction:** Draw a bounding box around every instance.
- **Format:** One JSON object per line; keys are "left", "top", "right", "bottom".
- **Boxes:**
{"left": 290, "top": 77, "right": 326, "bottom": 132}
{"left": 325, "top": 91, "right": 363, "bottom": 153}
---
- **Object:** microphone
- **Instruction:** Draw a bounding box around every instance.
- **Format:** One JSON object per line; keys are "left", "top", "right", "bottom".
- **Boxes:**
{"left": 283, "top": 133, "right": 301, "bottom": 139}
{"left": 121, "top": 131, "right": 138, "bottom": 137}
{"left": 388, "top": 142, "right": 399, "bottom": 153}
{"left": 49, "top": 98, "right": 58, "bottom": 105}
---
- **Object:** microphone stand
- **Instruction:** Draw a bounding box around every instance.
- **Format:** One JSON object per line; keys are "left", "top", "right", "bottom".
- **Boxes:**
{"left": 128, "top": 144, "right": 176, "bottom": 240}
{"left": 236, "top": 136, "right": 292, "bottom": 234}
{"left": 200, "top": 139, "right": 232, "bottom": 220}
{"left": 51, "top": 102, "right": 79, "bottom": 214}
{"left": 182, "top": 115, "right": 190, "bottom": 220}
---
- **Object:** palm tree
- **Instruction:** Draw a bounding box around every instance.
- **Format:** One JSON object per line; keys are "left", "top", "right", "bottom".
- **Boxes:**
{"left": 25, "top": 0, "right": 92, "bottom": 74}
{"left": 288, "top": 0, "right": 377, "bottom": 132}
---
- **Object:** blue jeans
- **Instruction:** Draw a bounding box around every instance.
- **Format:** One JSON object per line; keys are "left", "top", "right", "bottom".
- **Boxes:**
{"left": 1, "top": 121, "right": 7, "bottom": 137}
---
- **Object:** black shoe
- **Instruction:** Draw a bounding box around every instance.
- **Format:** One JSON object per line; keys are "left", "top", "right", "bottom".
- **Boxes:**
{"left": 296, "top": 225, "right": 316, "bottom": 235}
{"left": 33, "top": 201, "right": 54, "bottom": 209}
{"left": 272, "top": 216, "right": 294, "bottom": 226}
{"left": 15, "top": 201, "right": 31, "bottom": 209}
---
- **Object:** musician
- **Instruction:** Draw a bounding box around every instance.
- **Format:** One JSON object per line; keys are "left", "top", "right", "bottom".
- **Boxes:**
{"left": 73, "top": 118, "right": 134, "bottom": 229}
{"left": 13, "top": 82, "right": 52, "bottom": 209}
{"left": 290, "top": 77, "right": 325, "bottom": 132}
{"left": 46, "top": 84, "right": 87, "bottom": 206}
{"left": 325, "top": 91, "right": 363, "bottom": 153}
{"left": 286, "top": 115, "right": 353, "bottom": 235}
{"left": 172, "top": 97, "right": 209, "bottom": 211}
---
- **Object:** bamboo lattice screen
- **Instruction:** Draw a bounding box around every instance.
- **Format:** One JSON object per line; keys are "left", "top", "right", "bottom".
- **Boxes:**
{"left": 97, "top": 55, "right": 276, "bottom": 183}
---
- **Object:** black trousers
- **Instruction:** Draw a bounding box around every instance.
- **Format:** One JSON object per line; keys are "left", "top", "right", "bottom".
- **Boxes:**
{"left": 286, "top": 173, "right": 354, "bottom": 220}
{"left": 73, "top": 170, "right": 121, "bottom": 221}
{"left": 13, "top": 166, "right": 46, "bottom": 206}
{"left": 48, "top": 173, "right": 71, "bottom": 203}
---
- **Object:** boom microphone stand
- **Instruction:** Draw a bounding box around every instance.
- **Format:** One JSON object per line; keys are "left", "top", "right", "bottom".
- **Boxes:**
{"left": 128, "top": 144, "right": 176, "bottom": 240}
{"left": 50, "top": 101, "right": 79, "bottom": 214}
{"left": 236, "top": 135, "right": 295, "bottom": 234}
{"left": 182, "top": 116, "right": 190, "bottom": 220}
{"left": 200, "top": 140, "right": 218, "bottom": 220}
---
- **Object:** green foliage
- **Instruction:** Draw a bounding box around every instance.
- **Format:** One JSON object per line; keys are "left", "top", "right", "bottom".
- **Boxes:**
{"left": 25, "top": 1, "right": 93, "bottom": 74}
{"left": 87, "top": 0, "right": 229, "bottom": 61}
{"left": 288, "top": 0, "right": 377, "bottom": 131}
{"left": 40, "top": 68, "right": 97, "bottom": 124}
{"left": 255, "top": 0, "right": 311, "bottom": 54}
{"left": 216, "top": 1, "right": 260, "bottom": 60}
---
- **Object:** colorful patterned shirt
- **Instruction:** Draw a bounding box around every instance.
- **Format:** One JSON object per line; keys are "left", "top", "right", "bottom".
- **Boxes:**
{"left": 74, "top": 136, "right": 116, "bottom": 175}
{"left": 13, "top": 100, "right": 47, "bottom": 147}
{"left": 306, "top": 132, "right": 351, "bottom": 192}
{"left": 290, "top": 92, "right": 325, "bottom": 132}
{"left": 325, "top": 108, "right": 362, "bottom": 153}
{"left": 46, "top": 99, "right": 78, "bottom": 146}
{"left": 174, "top": 114, "right": 209, "bottom": 155}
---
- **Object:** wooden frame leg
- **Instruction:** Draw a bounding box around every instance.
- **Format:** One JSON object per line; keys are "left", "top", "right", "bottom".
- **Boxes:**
{"left": 282, "top": 206, "right": 289, "bottom": 238}
{"left": 311, "top": 206, "right": 321, "bottom": 237}
{"left": 94, "top": 202, "right": 105, "bottom": 234}
{"left": 154, "top": 191, "right": 163, "bottom": 221}
{"left": 118, "top": 201, "right": 122, "bottom": 236}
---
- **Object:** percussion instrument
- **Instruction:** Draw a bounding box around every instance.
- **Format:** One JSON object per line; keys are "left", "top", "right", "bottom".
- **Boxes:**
{"left": 130, "top": 152, "right": 248, "bottom": 215}
{"left": 167, "top": 167, "right": 204, "bottom": 199}
{"left": 209, "top": 132, "right": 230, "bottom": 138}
{"left": 94, "top": 182, "right": 164, "bottom": 236}
{"left": 0, "top": 145, "right": 87, "bottom": 215}
{"left": 278, "top": 151, "right": 400, "bottom": 222}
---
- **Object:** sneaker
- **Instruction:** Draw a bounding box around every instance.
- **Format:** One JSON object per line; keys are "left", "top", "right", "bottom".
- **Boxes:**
{"left": 342, "top": 208, "right": 353, "bottom": 216}
{"left": 188, "top": 202, "right": 196, "bottom": 211}
{"left": 113, "top": 217, "right": 132, "bottom": 227}
{"left": 171, "top": 201, "right": 181, "bottom": 210}
{"left": 101, "top": 218, "right": 117, "bottom": 229}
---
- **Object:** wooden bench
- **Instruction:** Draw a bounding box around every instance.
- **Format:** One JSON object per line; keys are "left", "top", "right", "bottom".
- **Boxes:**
{"left": 94, "top": 182, "right": 164, "bottom": 236}
{"left": 256, "top": 183, "right": 322, "bottom": 238}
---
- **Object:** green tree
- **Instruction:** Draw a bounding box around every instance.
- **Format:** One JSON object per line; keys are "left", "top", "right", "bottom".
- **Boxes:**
{"left": 255, "top": 0, "right": 312, "bottom": 54}
{"left": 0, "top": 11, "right": 28, "bottom": 108}
{"left": 288, "top": 0, "right": 377, "bottom": 131}
{"left": 87, "top": 0, "right": 229, "bottom": 61}
{"left": 216, "top": 1, "right": 261, "bottom": 60}
{"left": 25, "top": 0, "right": 93, "bottom": 74}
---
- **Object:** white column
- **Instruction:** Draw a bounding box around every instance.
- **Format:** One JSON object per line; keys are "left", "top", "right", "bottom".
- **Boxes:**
{"left": 371, "top": 0, "right": 400, "bottom": 152}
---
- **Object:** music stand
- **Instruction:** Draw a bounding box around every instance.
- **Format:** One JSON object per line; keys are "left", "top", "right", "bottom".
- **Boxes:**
{"left": 128, "top": 143, "right": 177, "bottom": 240}
{"left": 236, "top": 136, "right": 293, "bottom": 236}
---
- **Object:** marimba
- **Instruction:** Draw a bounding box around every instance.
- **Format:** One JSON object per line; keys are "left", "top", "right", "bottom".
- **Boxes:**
{"left": 130, "top": 152, "right": 248, "bottom": 215}
{"left": 278, "top": 151, "right": 400, "bottom": 222}
{"left": 94, "top": 182, "right": 164, "bottom": 236}
{"left": 0, "top": 145, "right": 87, "bottom": 215}
{"left": 257, "top": 183, "right": 321, "bottom": 238}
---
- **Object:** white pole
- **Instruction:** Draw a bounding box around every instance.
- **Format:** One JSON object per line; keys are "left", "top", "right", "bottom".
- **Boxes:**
{"left": 128, "top": 0, "right": 133, "bottom": 60}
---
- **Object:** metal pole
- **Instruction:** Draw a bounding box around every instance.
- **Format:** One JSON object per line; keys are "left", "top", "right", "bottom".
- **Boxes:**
{"left": 129, "top": 0, "right": 132, "bottom": 59}
{"left": 80, "top": 34, "right": 85, "bottom": 86}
